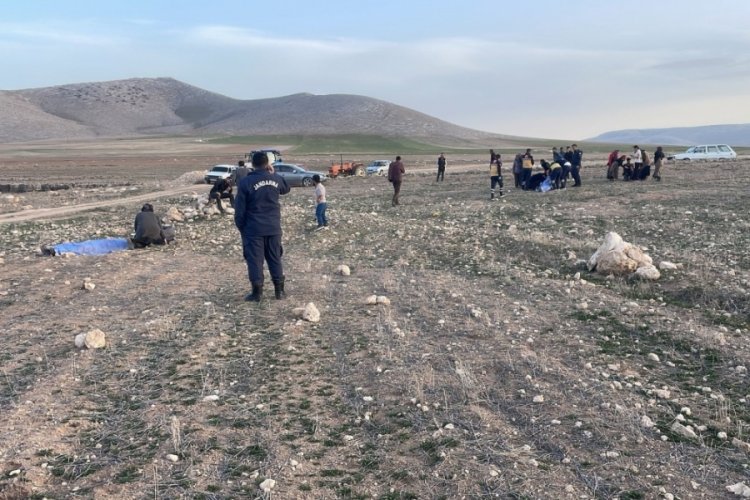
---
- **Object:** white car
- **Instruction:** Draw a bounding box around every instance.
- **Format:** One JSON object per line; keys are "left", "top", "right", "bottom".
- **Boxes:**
{"left": 672, "top": 144, "right": 737, "bottom": 161}
{"left": 366, "top": 160, "right": 391, "bottom": 175}
{"left": 204, "top": 164, "right": 237, "bottom": 184}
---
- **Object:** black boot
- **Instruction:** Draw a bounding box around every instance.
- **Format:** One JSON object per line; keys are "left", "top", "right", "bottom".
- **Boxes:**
{"left": 272, "top": 277, "right": 286, "bottom": 300}
{"left": 245, "top": 282, "right": 263, "bottom": 302}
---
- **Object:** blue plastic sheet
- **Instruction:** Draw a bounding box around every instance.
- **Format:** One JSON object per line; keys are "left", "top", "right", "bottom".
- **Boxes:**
{"left": 53, "top": 238, "right": 131, "bottom": 256}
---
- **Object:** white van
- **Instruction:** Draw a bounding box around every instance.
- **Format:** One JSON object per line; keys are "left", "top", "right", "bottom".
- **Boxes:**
{"left": 672, "top": 144, "right": 736, "bottom": 161}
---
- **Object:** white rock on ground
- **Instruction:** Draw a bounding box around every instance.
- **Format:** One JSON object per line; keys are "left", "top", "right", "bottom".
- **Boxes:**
{"left": 733, "top": 438, "right": 750, "bottom": 453}
{"left": 365, "top": 295, "right": 378, "bottom": 305}
{"left": 336, "top": 264, "right": 351, "bottom": 276}
{"left": 75, "top": 329, "right": 106, "bottom": 349}
{"left": 82, "top": 278, "right": 96, "bottom": 291}
{"left": 634, "top": 265, "right": 661, "bottom": 281}
{"left": 259, "top": 478, "right": 276, "bottom": 492}
{"left": 658, "top": 261, "right": 680, "bottom": 270}
{"left": 588, "top": 232, "right": 657, "bottom": 279}
{"left": 647, "top": 353, "right": 660, "bottom": 362}
{"left": 727, "top": 482, "right": 750, "bottom": 497}
{"left": 640, "top": 415, "right": 655, "bottom": 428}
{"left": 293, "top": 303, "right": 321, "bottom": 323}
{"left": 670, "top": 422, "right": 697, "bottom": 440}
{"left": 376, "top": 296, "right": 391, "bottom": 305}
{"left": 653, "top": 389, "right": 670, "bottom": 399}
{"left": 166, "top": 454, "right": 179, "bottom": 462}
{"left": 166, "top": 206, "right": 184, "bottom": 222}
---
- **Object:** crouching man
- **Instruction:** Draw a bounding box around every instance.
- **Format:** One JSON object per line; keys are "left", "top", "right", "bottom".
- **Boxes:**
{"left": 234, "top": 152, "right": 291, "bottom": 302}
{"left": 133, "top": 203, "right": 166, "bottom": 248}
{"left": 209, "top": 178, "right": 234, "bottom": 214}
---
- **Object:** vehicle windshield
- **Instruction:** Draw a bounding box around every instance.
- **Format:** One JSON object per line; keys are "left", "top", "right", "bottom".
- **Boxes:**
{"left": 686, "top": 147, "right": 696, "bottom": 153}
{"left": 211, "top": 167, "right": 229, "bottom": 173}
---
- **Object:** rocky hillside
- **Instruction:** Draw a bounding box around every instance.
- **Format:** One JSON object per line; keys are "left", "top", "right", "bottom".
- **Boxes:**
{"left": 1, "top": 78, "right": 500, "bottom": 144}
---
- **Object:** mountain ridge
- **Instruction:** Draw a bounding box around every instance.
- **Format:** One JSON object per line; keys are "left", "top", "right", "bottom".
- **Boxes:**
{"left": 0, "top": 77, "right": 506, "bottom": 145}
{"left": 587, "top": 123, "right": 750, "bottom": 147}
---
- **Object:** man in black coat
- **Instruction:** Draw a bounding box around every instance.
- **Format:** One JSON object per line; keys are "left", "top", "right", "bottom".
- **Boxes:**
{"left": 234, "top": 152, "right": 291, "bottom": 302}
{"left": 209, "top": 178, "right": 234, "bottom": 214}
{"left": 132, "top": 203, "right": 165, "bottom": 248}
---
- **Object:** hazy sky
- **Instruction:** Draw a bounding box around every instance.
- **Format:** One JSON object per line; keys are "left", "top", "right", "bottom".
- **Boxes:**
{"left": 2, "top": 0, "right": 749, "bottom": 139}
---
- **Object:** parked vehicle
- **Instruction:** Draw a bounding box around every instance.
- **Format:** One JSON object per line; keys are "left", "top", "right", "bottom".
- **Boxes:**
{"left": 366, "top": 160, "right": 391, "bottom": 176}
{"left": 329, "top": 161, "right": 365, "bottom": 178}
{"left": 204, "top": 164, "right": 237, "bottom": 184}
{"left": 245, "top": 149, "right": 283, "bottom": 164}
{"left": 273, "top": 163, "right": 328, "bottom": 187}
{"left": 671, "top": 144, "right": 737, "bottom": 161}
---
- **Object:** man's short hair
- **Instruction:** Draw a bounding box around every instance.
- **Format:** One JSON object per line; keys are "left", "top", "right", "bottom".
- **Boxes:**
{"left": 141, "top": 203, "right": 154, "bottom": 212}
{"left": 312, "top": 174, "right": 321, "bottom": 183}
{"left": 251, "top": 151, "right": 269, "bottom": 167}
{"left": 238, "top": 160, "right": 245, "bottom": 166}
{"left": 396, "top": 155, "right": 401, "bottom": 161}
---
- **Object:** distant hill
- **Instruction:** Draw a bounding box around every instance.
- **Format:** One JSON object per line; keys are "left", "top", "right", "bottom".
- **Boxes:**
{"left": 587, "top": 124, "right": 750, "bottom": 147}
{"left": 0, "top": 78, "right": 512, "bottom": 146}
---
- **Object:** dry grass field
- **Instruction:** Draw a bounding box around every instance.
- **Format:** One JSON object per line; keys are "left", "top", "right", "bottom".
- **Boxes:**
{"left": 1, "top": 142, "right": 749, "bottom": 499}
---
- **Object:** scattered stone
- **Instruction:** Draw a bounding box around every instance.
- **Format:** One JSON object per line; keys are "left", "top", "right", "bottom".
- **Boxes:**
{"left": 82, "top": 278, "right": 96, "bottom": 291}
{"left": 336, "top": 264, "right": 351, "bottom": 276}
{"left": 259, "top": 478, "right": 276, "bottom": 493}
{"left": 601, "top": 451, "right": 619, "bottom": 458}
{"left": 203, "top": 394, "right": 220, "bottom": 402}
{"left": 670, "top": 422, "right": 697, "bottom": 440}
{"left": 75, "top": 329, "right": 106, "bottom": 349}
{"left": 658, "top": 261, "right": 679, "bottom": 270}
{"left": 727, "top": 482, "right": 750, "bottom": 497}
{"left": 533, "top": 395, "right": 544, "bottom": 403}
{"left": 588, "top": 232, "right": 656, "bottom": 278}
{"left": 365, "top": 295, "right": 378, "bottom": 305}
{"left": 634, "top": 265, "right": 661, "bottom": 281}
{"left": 681, "top": 407, "right": 692, "bottom": 416}
{"left": 733, "top": 437, "right": 750, "bottom": 453}
{"left": 376, "top": 295, "right": 391, "bottom": 305}
{"left": 640, "top": 415, "right": 655, "bottom": 428}
{"left": 166, "top": 207, "right": 184, "bottom": 222}
{"left": 653, "top": 389, "right": 671, "bottom": 399}
{"left": 647, "top": 353, "right": 660, "bottom": 362}
{"left": 293, "top": 303, "right": 321, "bottom": 323}
{"left": 166, "top": 454, "right": 179, "bottom": 463}
{"left": 718, "top": 432, "right": 728, "bottom": 440}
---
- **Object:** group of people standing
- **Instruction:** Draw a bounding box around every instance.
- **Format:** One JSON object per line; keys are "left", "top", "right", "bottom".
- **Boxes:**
{"left": 606, "top": 145, "right": 665, "bottom": 182}
{"left": 486, "top": 145, "right": 584, "bottom": 197}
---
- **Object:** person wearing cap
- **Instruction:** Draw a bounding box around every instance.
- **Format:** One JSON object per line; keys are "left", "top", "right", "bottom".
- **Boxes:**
{"left": 234, "top": 151, "right": 291, "bottom": 302}
{"left": 132, "top": 203, "right": 166, "bottom": 248}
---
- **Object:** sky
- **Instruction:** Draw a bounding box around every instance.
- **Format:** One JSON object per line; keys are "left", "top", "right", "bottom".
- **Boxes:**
{"left": 2, "top": 0, "right": 749, "bottom": 140}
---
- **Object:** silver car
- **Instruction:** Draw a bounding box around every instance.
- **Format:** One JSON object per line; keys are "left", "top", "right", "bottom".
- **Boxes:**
{"left": 273, "top": 163, "right": 328, "bottom": 187}
{"left": 366, "top": 160, "right": 390, "bottom": 176}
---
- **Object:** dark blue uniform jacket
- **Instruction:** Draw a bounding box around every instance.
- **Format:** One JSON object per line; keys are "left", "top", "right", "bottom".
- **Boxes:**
{"left": 234, "top": 170, "right": 290, "bottom": 237}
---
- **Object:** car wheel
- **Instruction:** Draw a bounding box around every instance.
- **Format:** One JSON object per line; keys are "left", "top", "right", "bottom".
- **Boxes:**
{"left": 302, "top": 177, "right": 313, "bottom": 187}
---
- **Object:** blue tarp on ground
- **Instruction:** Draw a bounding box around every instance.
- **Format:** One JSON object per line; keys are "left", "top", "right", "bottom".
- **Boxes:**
{"left": 53, "top": 238, "right": 130, "bottom": 256}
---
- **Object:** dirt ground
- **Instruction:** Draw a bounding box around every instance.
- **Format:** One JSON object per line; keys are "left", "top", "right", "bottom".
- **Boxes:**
{"left": 1, "top": 141, "right": 749, "bottom": 499}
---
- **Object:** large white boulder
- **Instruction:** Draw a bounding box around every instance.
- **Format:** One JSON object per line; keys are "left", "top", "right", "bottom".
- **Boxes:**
{"left": 588, "top": 232, "right": 658, "bottom": 279}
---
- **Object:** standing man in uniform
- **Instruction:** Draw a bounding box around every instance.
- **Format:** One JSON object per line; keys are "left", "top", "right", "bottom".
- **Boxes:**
{"left": 388, "top": 155, "right": 405, "bottom": 206}
{"left": 436, "top": 153, "right": 446, "bottom": 182}
{"left": 234, "top": 152, "right": 291, "bottom": 302}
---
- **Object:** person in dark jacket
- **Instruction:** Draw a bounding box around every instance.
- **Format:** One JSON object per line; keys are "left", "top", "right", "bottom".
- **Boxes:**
{"left": 388, "top": 156, "right": 405, "bottom": 206}
{"left": 132, "top": 203, "right": 165, "bottom": 248}
{"left": 436, "top": 153, "right": 446, "bottom": 182}
{"left": 570, "top": 144, "right": 583, "bottom": 187}
{"left": 234, "top": 152, "right": 291, "bottom": 302}
{"left": 653, "top": 146, "right": 665, "bottom": 181}
{"left": 512, "top": 153, "right": 523, "bottom": 188}
{"left": 209, "top": 178, "right": 234, "bottom": 214}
